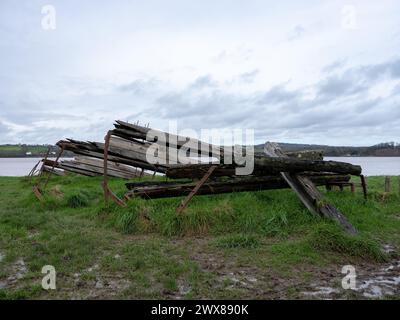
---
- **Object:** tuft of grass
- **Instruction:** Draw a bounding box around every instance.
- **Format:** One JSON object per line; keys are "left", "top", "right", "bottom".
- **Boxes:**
{"left": 308, "top": 224, "right": 388, "bottom": 262}
{"left": 117, "top": 210, "right": 139, "bottom": 234}
{"left": 66, "top": 191, "right": 90, "bottom": 208}
{"left": 214, "top": 234, "right": 260, "bottom": 249}
{"left": 0, "top": 285, "right": 42, "bottom": 300}
{"left": 114, "top": 202, "right": 154, "bottom": 234}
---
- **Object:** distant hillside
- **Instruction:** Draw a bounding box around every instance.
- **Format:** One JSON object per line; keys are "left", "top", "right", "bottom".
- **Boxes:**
{"left": 1, "top": 142, "right": 399, "bottom": 158}
{"left": 255, "top": 142, "right": 400, "bottom": 157}
{"left": 0, "top": 144, "right": 73, "bottom": 158}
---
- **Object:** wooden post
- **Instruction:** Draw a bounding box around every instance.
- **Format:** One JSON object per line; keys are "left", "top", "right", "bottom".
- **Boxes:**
{"left": 398, "top": 176, "right": 400, "bottom": 195}
{"left": 360, "top": 175, "right": 367, "bottom": 200}
{"left": 385, "top": 176, "right": 391, "bottom": 193}
{"left": 103, "top": 131, "right": 112, "bottom": 206}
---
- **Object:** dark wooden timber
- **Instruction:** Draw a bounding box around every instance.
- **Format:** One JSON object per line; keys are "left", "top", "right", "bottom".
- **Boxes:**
{"left": 398, "top": 176, "right": 400, "bottom": 195}
{"left": 284, "top": 150, "right": 323, "bottom": 160}
{"left": 264, "top": 142, "right": 357, "bottom": 235}
{"left": 166, "top": 157, "right": 361, "bottom": 179}
{"left": 360, "top": 175, "right": 368, "bottom": 199}
{"left": 385, "top": 176, "right": 391, "bottom": 193}
{"left": 125, "top": 174, "right": 351, "bottom": 199}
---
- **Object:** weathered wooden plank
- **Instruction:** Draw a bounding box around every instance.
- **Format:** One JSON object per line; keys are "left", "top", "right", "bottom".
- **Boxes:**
{"left": 42, "top": 165, "right": 65, "bottom": 176}
{"left": 398, "top": 176, "right": 400, "bottom": 195}
{"left": 284, "top": 150, "right": 323, "bottom": 160}
{"left": 114, "top": 121, "right": 224, "bottom": 158}
{"left": 264, "top": 142, "right": 357, "bottom": 235}
{"left": 57, "top": 140, "right": 167, "bottom": 173}
{"left": 126, "top": 174, "right": 351, "bottom": 199}
{"left": 385, "top": 176, "right": 391, "bottom": 193}
{"left": 166, "top": 156, "right": 362, "bottom": 179}
{"left": 60, "top": 161, "right": 135, "bottom": 179}
{"left": 72, "top": 156, "right": 147, "bottom": 176}
{"left": 43, "top": 156, "right": 144, "bottom": 179}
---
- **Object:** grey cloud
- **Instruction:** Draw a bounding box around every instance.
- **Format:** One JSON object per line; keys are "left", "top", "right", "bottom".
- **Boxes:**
{"left": 357, "top": 58, "right": 400, "bottom": 80}
{"left": 117, "top": 79, "right": 159, "bottom": 94}
{"left": 0, "top": 121, "right": 8, "bottom": 134}
{"left": 317, "top": 58, "right": 400, "bottom": 100}
{"left": 287, "top": 25, "right": 305, "bottom": 41}
{"left": 154, "top": 88, "right": 256, "bottom": 130}
{"left": 0, "top": 108, "right": 85, "bottom": 127}
{"left": 238, "top": 69, "right": 259, "bottom": 83}
{"left": 189, "top": 75, "right": 217, "bottom": 89}
{"left": 1, "top": 55, "right": 399, "bottom": 145}
{"left": 322, "top": 59, "right": 347, "bottom": 73}
{"left": 148, "top": 58, "right": 400, "bottom": 145}
{"left": 353, "top": 98, "right": 382, "bottom": 113}
{"left": 257, "top": 84, "right": 301, "bottom": 105}
{"left": 391, "top": 84, "right": 400, "bottom": 96}
{"left": 317, "top": 74, "right": 367, "bottom": 99}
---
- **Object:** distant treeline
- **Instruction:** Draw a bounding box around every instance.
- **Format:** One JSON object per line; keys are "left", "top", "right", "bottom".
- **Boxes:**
{"left": 257, "top": 142, "right": 400, "bottom": 157}
{"left": 1, "top": 142, "right": 400, "bottom": 158}
{"left": 0, "top": 144, "right": 74, "bottom": 158}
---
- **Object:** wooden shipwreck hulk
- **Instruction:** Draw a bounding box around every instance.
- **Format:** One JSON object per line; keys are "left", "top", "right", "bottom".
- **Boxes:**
{"left": 106, "top": 121, "right": 365, "bottom": 234}
{"left": 32, "top": 120, "right": 365, "bottom": 235}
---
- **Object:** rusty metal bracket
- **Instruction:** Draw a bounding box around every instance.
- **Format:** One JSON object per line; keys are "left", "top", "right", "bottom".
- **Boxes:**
{"left": 29, "top": 147, "right": 50, "bottom": 181}
{"left": 102, "top": 180, "right": 127, "bottom": 207}
{"left": 32, "top": 185, "right": 44, "bottom": 202}
{"left": 42, "top": 146, "right": 64, "bottom": 189}
{"left": 176, "top": 165, "right": 217, "bottom": 215}
{"left": 32, "top": 146, "right": 64, "bottom": 201}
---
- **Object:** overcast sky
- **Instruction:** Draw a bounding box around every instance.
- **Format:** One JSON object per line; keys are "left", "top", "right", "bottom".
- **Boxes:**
{"left": 0, "top": 0, "right": 399, "bottom": 146}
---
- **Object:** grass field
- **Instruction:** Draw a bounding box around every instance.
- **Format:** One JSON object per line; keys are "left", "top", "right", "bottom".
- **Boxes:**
{"left": 0, "top": 145, "right": 51, "bottom": 157}
{"left": 0, "top": 175, "right": 399, "bottom": 299}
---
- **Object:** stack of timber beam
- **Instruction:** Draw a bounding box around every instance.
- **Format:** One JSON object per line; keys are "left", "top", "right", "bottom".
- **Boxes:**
{"left": 41, "top": 156, "right": 148, "bottom": 179}
{"left": 55, "top": 120, "right": 248, "bottom": 176}
{"left": 57, "top": 138, "right": 166, "bottom": 173}
{"left": 57, "top": 121, "right": 326, "bottom": 177}
{"left": 165, "top": 157, "right": 361, "bottom": 179}
{"left": 38, "top": 120, "right": 363, "bottom": 234}
{"left": 125, "top": 173, "right": 352, "bottom": 199}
